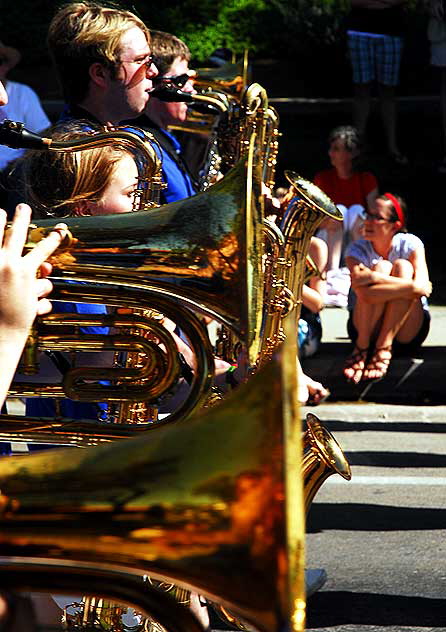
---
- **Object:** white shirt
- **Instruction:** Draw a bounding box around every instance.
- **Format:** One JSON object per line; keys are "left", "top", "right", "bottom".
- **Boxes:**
{"left": 0, "top": 80, "right": 50, "bottom": 170}
{"left": 345, "top": 233, "right": 425, "bottom": 269}
{"left": 345, "top": 233, "right": 429, "bottom": 310}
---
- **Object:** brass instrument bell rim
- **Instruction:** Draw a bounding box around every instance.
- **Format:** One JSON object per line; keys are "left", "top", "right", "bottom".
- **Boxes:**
{"left": 0, "top": 557, "right": 205, "bottom": 632}
{"left": 0, "top": 342, "right": 306, "bottom": 632}
{"left": 305, "top": 413, "right": 352, "bottom": 480}
{"left": 284, "top": 170, "right": 343, "bottom": 222}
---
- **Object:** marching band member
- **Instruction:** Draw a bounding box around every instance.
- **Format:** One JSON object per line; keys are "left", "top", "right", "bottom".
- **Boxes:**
{"left": 130, "top": 30, "right": 199, "bottom": 203}
{"left": 48, "top": 1, "right": 158, "bottom": 127}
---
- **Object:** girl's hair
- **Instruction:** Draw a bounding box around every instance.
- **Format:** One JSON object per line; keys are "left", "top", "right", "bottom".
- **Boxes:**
{"left": 328, "top": 125, "right": 361, "bottom": 153}
{"left": 23, "top": 121, "right": 133, "bottom": 218}
{"left": 378, "top": 192, "right": 408, "bottom": 233}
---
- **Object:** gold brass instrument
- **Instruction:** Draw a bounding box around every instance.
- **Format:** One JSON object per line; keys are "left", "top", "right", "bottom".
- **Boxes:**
{"left": 211, "top": 411, "right": 352, "bottom": 631}
{"left": 303, "top": 413, "right": 352, "bottom": 514}
{"left": 258, "top": 176, "right": 341, "bottom": 365}
{"left": 217, "top": 82, "right": 269, "bottom": 174}
{"left": 0, "top": 335, "right": 306, "bottom": 632}
{"left": 0, "top": 119, "right": 164, "bottom": 209}
{"left": 262, "top": 105, "right": 280, "bottom": 191}
{"left": 193, "top": 54, "right": 248, "bottom": 98}
{"left": 278, "top": 171, "right": 343, "bottom": 325}
{"left": 3, "top": 138, "right": 264, "bottom": 429}
{"left": 258, "top": 218, "right": 292, "bottom": 364}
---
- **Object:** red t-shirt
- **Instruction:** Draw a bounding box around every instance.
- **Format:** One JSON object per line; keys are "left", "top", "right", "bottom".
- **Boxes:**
{"left": 314, "top": 169, "right": 378, "bottom": 208}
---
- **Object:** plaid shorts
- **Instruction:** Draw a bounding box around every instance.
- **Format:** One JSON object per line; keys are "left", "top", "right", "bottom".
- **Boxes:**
{"left": 347, "top": 31, "right": 403, "bottom": 86}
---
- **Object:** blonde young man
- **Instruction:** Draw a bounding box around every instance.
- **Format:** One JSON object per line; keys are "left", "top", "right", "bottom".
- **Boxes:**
{"left": 47, "top": 1, "right": 158, "bottom": 126}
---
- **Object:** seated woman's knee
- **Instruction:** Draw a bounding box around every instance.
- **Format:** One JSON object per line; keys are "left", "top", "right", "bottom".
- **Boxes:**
{"left": 391, "top": 258, "right": 414, "bottom": 277}
{"left": 374, "top": 259, "right": 392, "bottom": 274}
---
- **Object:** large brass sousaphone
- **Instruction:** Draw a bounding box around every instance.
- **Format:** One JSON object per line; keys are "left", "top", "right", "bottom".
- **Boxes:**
{"left": 0, "top": 331, "right": 306, "bottom": 632}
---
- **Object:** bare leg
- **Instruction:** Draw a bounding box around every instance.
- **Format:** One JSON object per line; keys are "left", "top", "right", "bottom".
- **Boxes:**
{"left": 344, "top": 259, "right": 392, "bottom": 383}
{"left": 440, "top": 68, "right": 446, "bottom": 162}
{"left": 297, "top": 357, "right": 329, "bottom": 405}
{"left": 353, "top": 82, "right": 372, "bottom": 142}
{"left": 364, "top": 259, "right": 424, "bottom": 380}
{"left": 378, "top": 83, "right": 401, "bottom": 156}
{"left": 344, "top": 299, "right": 385, "bottom": 383}
{"left": 189, "top": 593, "right": 210, "bottom": 629}
{"left": 323, "top": 219, "right": 343, "bottom": 271}
{"left": 309, "top": 236, "right": 328, "bottom": 276}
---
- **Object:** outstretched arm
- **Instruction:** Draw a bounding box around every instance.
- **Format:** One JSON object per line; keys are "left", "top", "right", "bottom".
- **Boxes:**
{"left": 0, "top": 204, "right": 66, "bottom": 407}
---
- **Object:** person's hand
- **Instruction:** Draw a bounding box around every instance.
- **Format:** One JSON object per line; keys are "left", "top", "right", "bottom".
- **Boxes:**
{"left": 0, "top": 204, "right": 67, "bottom": 340}
{"left": 261, "top": 182, "right": 281, "bottom": 219}
{"left": 350, "top": 262, "right": 374, "bottom": 287}
{"left": 413, "top": 279, "right": 432, "bottom": 298}
{"left": 0, "top": 79, "right": 7, "bottom": 106}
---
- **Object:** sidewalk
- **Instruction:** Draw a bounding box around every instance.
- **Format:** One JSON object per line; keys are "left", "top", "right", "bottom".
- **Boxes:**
{"left": 302, "top": 305, "right": 446, "bottom": 406}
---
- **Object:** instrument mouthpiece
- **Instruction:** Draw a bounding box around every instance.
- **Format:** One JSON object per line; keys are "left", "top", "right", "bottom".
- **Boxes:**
{"left": 0, "top": 120, "right": 51, "bottom": 150}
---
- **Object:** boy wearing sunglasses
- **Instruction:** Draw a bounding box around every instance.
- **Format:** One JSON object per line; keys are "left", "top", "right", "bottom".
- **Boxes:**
{"left": 130, "top": 31, "right": 198, "bottom": 204}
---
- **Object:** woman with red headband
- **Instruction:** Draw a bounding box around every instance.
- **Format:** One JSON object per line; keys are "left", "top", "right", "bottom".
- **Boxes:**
{"left": 342, "top": 193, "right": 432, "bottom": 383}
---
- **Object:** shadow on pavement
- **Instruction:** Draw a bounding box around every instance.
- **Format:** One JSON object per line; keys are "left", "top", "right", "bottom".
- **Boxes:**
{"left": 345, "top": 451, "right": 446, "bottom": 468}
{"left": 306, "top": 590, "right": 446, "bottom": 629}
{"left": 307, "top": 503, "right": 446, "bottom": 533}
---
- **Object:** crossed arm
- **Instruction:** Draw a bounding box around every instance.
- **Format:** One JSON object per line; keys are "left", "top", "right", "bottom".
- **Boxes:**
{"left": 346, "top": 247, "right": 432, "bottom": 305}
{"left": 0, "top": 204, "right": 66, "bottom": 407}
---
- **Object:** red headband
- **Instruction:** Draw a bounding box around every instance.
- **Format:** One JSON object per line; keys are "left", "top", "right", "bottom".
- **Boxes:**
{"left": 384, "top": 192, "right": 405, "bottom": 226}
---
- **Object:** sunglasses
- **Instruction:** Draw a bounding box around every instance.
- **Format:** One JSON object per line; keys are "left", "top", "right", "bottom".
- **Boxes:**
{"left": 156, "top": 73, "right": 191, "bottom": 89}
{"left": 363, "top": 211, "right": 394, "bottom": 223}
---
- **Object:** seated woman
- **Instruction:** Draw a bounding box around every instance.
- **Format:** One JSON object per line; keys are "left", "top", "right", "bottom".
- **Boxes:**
{"left": 314, "top": 125, "right": 378, "bottom": 272}
{"left": 343, "top": 193, "right": 432, "bottom": 384}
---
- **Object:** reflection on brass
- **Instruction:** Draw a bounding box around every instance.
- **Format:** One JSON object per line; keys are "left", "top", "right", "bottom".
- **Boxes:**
{"left": 10, "top": 290, "right": 215, "bottom": 428}
{"left": 303, "top": 413, "right": 352, "bottom": 515}
{"left": 27, "top": 154, "right": 264, "bottom": 366}
{"left": 3, "top": 148, "right": 264, "bottom": 431}
{"left": 279, "top": 172, "right": 343, "bottom": 326}
{"left": 2, "top": 122, "right": 164, "bottom": 210}
{"left": 0, "top": 335, "right": 306, "bottom": 632}
{"left": 194, "top": 60, "right": 246, "bottom": 97}
{"left": 210, "top": 411, "right": 352, "bottom": 632}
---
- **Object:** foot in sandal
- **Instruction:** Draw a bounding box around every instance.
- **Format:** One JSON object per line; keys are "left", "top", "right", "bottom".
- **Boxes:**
{"left": 343, "top": 345, "right": 368, "bottom": 384}
{"left": 363, "top": 345, "right": 392, "bottom": 381}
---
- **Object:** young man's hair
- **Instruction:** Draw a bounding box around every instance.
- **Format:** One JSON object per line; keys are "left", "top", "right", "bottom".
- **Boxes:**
{"left": 47, "top": 1, "right": 150, "bottom": 104}
{"left": 150, "top": 30, "right": 190, "bottom": 76}
{"left": 23, "top": 121, "right": 134, "bottom": 218}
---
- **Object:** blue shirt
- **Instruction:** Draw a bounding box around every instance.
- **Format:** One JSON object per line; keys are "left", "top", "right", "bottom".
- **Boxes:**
{"left": 158, "top": 128, "right": 196, "bottom": 203}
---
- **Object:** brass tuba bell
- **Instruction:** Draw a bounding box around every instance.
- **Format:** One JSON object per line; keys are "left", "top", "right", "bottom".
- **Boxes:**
{"left": 0, "top": 332, "right": 306, "bottom": 632}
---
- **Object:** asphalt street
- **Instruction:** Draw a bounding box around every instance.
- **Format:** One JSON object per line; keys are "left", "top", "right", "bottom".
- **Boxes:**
{"left": 304, "top": 402, "right": 446, "bottom": 632}
{"left": 300, "top": 304, "right": 446, "bottom": 632}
